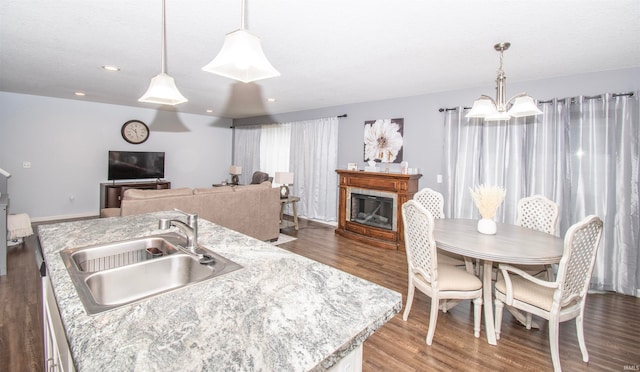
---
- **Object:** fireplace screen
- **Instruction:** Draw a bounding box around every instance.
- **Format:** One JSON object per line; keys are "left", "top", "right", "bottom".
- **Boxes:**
{"left": 350, "top": 193, "right": 394, "bottom": 230}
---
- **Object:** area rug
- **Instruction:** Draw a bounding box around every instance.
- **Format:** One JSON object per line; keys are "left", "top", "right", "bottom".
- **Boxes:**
{"left": 272, "top": 233, "right": 297, "bottom": 245}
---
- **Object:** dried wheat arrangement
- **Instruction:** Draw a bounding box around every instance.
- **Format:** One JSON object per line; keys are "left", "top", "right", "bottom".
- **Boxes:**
{"left": 469, "top": 184, "right": 506, "bottom": 219}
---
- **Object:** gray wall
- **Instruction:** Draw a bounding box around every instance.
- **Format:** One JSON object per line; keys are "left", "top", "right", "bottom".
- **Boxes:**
{"left": 234, "top": 68, "right": 639, "bottom": 194}
{"left": 0, "top": 92, "right": 233, "bottom": 221}
{"left": 1, "top": 68, "right": 637, "bottom": 221}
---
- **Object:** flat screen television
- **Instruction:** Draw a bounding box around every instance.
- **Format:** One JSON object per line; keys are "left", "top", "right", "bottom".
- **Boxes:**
{"left": 108, "top": 151, "right": 165, "bottom": 180}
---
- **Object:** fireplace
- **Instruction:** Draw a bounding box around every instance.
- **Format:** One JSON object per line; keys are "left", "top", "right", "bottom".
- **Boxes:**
{"left": 348, "top": 188, "right": 397, "bottom": 231}
{"left": 335, "top": 170, "right": 421, "bottom": 250}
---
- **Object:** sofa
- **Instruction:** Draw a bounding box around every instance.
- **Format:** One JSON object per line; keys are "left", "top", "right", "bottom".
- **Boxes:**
{"left": 115, "top": 182, "right": 281, "bottom": 241}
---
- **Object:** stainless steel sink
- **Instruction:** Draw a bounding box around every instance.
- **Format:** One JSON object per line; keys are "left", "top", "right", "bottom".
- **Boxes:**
{"left": 60, "top": 233, "right": 242, "bottom": 315}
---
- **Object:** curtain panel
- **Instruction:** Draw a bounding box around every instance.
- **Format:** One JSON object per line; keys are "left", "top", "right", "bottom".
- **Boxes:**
{"left": 289, "top": 117, "right": 339, "bottom": 222}
{"left": 443, "top": 92, "right": 639, "bottom": 295}
{"left": 233, "top": 117, "right": 339, "bottom": 223}
{"left": 233, "top": 125, "right": 261, "bottom": 185}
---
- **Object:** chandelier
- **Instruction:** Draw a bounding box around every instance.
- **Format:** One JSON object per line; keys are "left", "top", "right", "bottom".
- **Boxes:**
{"left": 466, "top": 42, "right": 542, "bottom": 121}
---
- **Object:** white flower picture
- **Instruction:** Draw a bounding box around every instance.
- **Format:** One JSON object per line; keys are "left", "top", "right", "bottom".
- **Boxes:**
{"left": 363, "top": 118, "right": 404, "bottom": 163}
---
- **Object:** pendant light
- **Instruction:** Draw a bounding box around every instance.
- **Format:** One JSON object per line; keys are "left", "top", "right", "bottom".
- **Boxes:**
{"left": 466, "top": 42, "right": 542, "bottom": 121}
{"left": 139, "top": 0, "right": 188, "bottom": 105}
{"left": 202, "top": 0, "right": 280, "bottom": 83}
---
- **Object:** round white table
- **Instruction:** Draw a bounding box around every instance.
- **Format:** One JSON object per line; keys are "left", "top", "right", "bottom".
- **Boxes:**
{"left": 433, "top": 219, "right": 564, "bottom": 345}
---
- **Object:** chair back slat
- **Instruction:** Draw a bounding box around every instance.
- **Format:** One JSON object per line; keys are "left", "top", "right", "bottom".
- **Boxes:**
{"left": 554, "top": 215, "right": 603, "bottom": 306}
{"left": 414, "top": 188, "right": 445, "bottom": 219}
{"left": 516, "top": 195, "right": 559, "bottom": 235}
{"left": 402, "top": 200, "right": 437, "bottom": 282}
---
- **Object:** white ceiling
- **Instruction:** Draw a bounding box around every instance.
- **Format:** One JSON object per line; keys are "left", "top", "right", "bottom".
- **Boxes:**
{"left": 1, "top": 0, "right": 639, "bottom": 119}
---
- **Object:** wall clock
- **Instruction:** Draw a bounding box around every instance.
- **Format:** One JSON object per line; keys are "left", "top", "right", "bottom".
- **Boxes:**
{"left": 121, "top": 120, "right": 150, "bottom": 144}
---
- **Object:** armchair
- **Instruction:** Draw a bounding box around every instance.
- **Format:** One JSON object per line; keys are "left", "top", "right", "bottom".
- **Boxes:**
{"left": 494, "top": 215, "right": 603, "bottom": 372}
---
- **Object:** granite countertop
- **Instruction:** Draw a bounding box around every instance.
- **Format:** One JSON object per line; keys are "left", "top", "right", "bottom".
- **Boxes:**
{"left": 38, "top": 211, "right": 401, "bottom": 371}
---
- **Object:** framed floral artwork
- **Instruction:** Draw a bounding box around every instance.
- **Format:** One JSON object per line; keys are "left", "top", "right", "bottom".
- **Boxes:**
{"left": 363, "top": 118, "right": 404, "bottom": 163}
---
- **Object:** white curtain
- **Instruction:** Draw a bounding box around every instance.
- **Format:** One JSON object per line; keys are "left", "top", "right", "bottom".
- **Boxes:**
{"left": 233, "top": 117, "right": 339, "bottom": 223}
{"left": 260, "top": 123, "right": 291, "bottom": 177}
{"left": 289, "top": 117, "right": 339, "bottom": 222}
{"left": 233, "top": 125, "right": 261, "bottom": 185}
{"left": 443, "top": 92, "right": 639, "bottom": 295}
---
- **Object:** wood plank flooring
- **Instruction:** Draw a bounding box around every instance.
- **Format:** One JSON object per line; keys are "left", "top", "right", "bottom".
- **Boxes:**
{"left": 1, "top": 217, "right": 639, "bottom": 371}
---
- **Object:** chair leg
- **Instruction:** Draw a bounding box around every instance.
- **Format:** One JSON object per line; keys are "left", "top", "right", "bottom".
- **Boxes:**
{"left": 549, "top": 318, "right": 562, "bottom": 372}
{"left": 426, "top": 296, "right": 439, "bottom": 345}
{"left": 525, "top": 312, "right": 533, "bottom": 329}
{"left": 472, "top": 297, "right": 482, "bottom": 338}
{"left": 464, "top": 257, "right": 475, "bottom": 274}
{"left": 402, "top": 281, "right": 415, "bottom": 321}
{"left": 576, "top": 312, "right": 589, "bottom": 363}
{"left": 494, "top": 299, "right": 504, "bottom": 340}
{"left": 545, "top": 264, "right": 555, "bottom": 281}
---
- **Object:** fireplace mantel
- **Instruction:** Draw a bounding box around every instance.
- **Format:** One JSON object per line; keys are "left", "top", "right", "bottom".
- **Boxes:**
{"left": 335, "top": 170, "right": 422, "bottom": 250}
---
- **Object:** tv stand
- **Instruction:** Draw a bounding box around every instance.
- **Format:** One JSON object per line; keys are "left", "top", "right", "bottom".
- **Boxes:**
{"left": 100, "top": 180, "right": 171, "bottom": 209}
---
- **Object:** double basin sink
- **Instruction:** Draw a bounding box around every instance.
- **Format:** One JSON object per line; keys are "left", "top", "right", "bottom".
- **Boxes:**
{"left": 60, "top": 233, "right": 242, "bottom": 315}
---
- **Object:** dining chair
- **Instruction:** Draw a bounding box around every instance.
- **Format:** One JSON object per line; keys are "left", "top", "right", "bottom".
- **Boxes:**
{"left": 515, "top": 195, "right": 559, "bottom": 284}
{"left": 494, "top": 215, "right": 603, "bottom": 372}
{"left": 512, "top": 195, "right": 561, "bottom": 328}
{"left": 401, "top": 200, "right": 483, "bottom": 345}
{"left": 413, "top": 188, "right": 474, "bottom": 274}
{"left": 516, "top": 195, "right": 559, "bottom": 236}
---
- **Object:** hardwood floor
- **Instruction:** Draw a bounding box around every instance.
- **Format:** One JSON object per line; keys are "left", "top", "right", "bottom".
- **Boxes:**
{"left": 1, "top": 217, "right": 638, "bottom": 371}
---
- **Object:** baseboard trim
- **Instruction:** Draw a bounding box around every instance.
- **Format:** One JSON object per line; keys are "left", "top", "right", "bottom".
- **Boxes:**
{"left": 31, "top": 212, "right": 98, "bottom": 223}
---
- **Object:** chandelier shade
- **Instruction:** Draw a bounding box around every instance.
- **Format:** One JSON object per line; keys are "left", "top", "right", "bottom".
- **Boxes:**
{"left": 202, "top": 0, "right": 280, "bottom": 83}
{"left": 138, "top": 0, "right": 187, "bottom": 106}
{"left": 466, "top": 42, "right": 542, "bottom": 121}
{"left": 507, "top": 95, "right": 544, "bottom": 117}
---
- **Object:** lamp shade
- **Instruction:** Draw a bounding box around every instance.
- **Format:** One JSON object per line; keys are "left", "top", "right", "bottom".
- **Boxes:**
{"left": 202, "top": 29, "right": 280, "bottom": 83}
{"left": 229, "top": 165, "right": 242, "bottom": 175}
{"left": 139, "top": 72, "right": 188, "bottom": 105}
{"left": 484, "top": 111, "right": 512, "bottom": 122}
{"left": 507, "top": 95, "right": 543, "bottom": 117}
{"left": 275, "top": 172, "right": 294, "bottom": 185}
{"left": 466, "top": 97, "right": 498, "bottom": 118}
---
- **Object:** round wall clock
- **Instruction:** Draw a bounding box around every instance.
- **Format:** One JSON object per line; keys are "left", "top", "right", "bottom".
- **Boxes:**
{"left": 121, "top": 120, "right": 150, "bottom": 144}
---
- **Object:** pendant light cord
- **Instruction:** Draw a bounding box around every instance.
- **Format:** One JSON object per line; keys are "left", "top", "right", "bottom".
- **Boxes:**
{"left": 161, "top": 0, "right": 167, "bottom": 73}
{"left": 240, "top": 0, "right": 246, "bottom": 29}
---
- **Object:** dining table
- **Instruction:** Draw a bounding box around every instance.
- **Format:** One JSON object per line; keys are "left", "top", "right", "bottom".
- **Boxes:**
{"left": 433, "top": 218, "right": 564, "bottom": 345}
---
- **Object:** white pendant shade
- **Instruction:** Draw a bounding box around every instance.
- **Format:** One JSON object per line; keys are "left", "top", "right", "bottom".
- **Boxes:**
{"left": 484, "top": 110, "right": 512, "bottom": 122}
{"left": 202, "top": 29, "right": 280, "bottom": 83}
{"left": 507, "top": 95, "right": 543, "bottom": 117}
{"left": 466, "top": 97, "right": 498, "bottom": 118}
{"left": 138, "top": 0, "right": 187, "bottom": 106}
{"left": 139, "top": 72, "right": 188, "bottom": 105}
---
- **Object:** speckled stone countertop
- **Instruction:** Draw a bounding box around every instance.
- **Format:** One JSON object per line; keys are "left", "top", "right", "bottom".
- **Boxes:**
{"left": 38, "top": 211, "right": 401, "bottom": 371}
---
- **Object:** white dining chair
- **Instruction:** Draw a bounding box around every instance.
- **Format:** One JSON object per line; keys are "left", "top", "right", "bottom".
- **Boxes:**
{"left": 401, "top": 200, "right": 483, "bottom": 345}
{"left": 494, "top": 215, "right": 603, "bottom": 372}
{"left": 516, "top": 195, "right": 559, "bottom": 236}
{"left": 413, "top": 188, "right": 474, "bottom": 274}
{"left": 514, "top": 195, "right": 560, "bottom": 281}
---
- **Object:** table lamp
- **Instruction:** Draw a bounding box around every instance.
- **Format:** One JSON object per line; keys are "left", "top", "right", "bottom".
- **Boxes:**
{"left": 275, "top": 172, "right": 294, "bottom": 199}
{"left": 229, "top": 165, "right": 242, "bottom": 185}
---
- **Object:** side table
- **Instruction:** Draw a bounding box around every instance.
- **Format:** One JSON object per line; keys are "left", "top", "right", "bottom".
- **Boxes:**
{"left": 280, "top": 196, "right": 300, "bottom": 230}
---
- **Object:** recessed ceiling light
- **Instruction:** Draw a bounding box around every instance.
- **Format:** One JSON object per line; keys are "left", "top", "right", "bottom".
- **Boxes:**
{"left": 206, "top": 109, "right": 213, "bottom": 113}
{"left": 74, "top": 92, "right": 86, "bottom": 96}
{"left": 102, "top": 65, "right": 120, "bottom": 72}
{"left": 267, "top": 98, "right": 277, "bottom": 102}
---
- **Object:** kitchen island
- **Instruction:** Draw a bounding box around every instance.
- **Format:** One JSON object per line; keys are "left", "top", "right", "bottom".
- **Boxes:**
{"left": 38, "top": 211, "right": 402, "bottom": 371}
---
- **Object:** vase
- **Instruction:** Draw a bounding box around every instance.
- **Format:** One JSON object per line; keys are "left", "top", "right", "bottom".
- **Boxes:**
{"left": 477, "top": 218, "right": 497, "bottom": 235}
